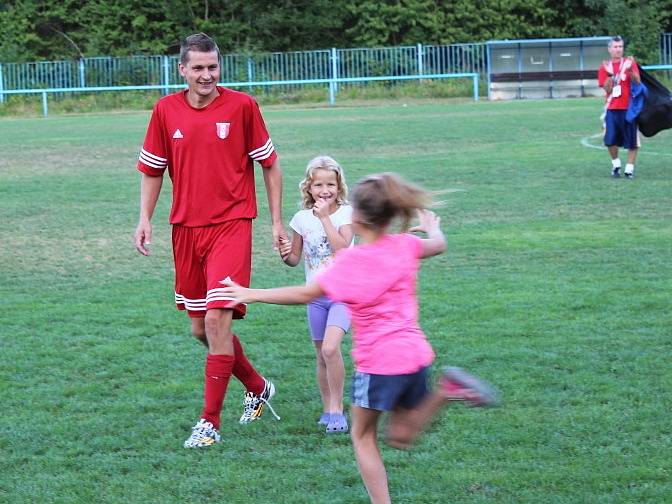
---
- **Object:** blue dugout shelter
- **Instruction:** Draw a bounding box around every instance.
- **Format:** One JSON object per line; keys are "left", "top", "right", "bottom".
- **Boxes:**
{"left": 487, "top": 36, "right": 612, "bottom": 100}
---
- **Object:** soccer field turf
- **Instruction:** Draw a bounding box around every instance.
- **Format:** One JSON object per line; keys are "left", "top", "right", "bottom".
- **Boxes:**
{"left": 1, "top": 98, "right": 670, "bottom": 503}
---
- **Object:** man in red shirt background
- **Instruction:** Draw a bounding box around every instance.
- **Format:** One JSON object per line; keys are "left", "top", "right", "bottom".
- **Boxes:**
{"left": 134, "top": 33, "right": 287, "bottom": 448}
{"left": 598, "top": 36, "right": 641, "bottom": 179}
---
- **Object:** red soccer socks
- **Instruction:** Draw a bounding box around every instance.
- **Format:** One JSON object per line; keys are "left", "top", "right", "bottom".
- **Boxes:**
{"left": 231, "top": 334, "right": 265, "bottom": 395}
{"left": 201, "top": 353, "right": 234, "bottom": 429}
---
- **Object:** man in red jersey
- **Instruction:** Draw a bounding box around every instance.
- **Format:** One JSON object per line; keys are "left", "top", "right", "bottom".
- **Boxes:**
{"left": 598, "top": 36, "right": 641, "bottom": 179}
{"left": 133, "top": 33, "right": 287, "bottom": 448}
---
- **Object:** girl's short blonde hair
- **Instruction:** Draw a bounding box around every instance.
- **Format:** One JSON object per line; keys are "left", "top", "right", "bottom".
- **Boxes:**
{"left": 299, "top": 155, "right": 349, "bottom": 209}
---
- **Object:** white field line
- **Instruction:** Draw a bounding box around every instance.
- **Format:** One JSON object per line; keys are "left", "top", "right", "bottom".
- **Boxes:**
{"left": 581, "top": 132, "right": 672, "bottom": 157}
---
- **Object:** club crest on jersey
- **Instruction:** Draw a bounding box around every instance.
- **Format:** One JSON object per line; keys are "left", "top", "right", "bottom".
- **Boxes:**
{"left": 216, "top": 122, "right": 230, "bottom": 139}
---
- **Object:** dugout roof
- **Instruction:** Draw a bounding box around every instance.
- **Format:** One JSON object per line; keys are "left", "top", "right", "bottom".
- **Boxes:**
{"left": 486, "top": 36, "right": 613, "bottom": 100}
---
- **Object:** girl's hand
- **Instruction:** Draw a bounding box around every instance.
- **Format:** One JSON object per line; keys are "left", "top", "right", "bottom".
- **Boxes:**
{"left": 312, "top": 199, "right": 330, "bottom": 219}
{"left": 409, "top": 209, "right": 441, "bottom": 235}
{"left": 219, "top": 277, "right": 255, "bottom": 305}
{"left": 279, "top": 236, "right": 292, "bottom": 260}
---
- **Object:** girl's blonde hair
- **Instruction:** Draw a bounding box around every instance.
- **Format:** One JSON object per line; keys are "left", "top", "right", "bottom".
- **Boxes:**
{"left": 299, "top": 155, "right": 348, "bottom": 209}
{"left": 350, "top": 172, "right": 431, "bottom": 231}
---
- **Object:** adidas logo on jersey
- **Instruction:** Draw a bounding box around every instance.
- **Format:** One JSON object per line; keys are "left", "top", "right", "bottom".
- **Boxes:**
{"left": 173, "top": 129, "right": 184, "bottom": 139}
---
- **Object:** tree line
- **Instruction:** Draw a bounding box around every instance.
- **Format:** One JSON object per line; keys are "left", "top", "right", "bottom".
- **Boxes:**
{"left": 1, "top": 0, "right": 670, "bottom": 63}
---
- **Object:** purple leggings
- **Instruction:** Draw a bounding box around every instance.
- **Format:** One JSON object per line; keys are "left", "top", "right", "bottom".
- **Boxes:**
{"left": 307, "top": 296, "right": 351, "bottom": 341}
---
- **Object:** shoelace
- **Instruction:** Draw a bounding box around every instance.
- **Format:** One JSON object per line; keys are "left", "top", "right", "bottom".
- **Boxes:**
{"left": 242, "top": 392, "right": 281, "bottom": 421}
{"left": 258, "top": 395, "right": 281, "bottom": 420}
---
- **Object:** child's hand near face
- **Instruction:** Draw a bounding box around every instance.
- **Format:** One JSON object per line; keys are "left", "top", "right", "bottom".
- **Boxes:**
{"left": 312, "top": 199, "right": 331, "bottom": 219}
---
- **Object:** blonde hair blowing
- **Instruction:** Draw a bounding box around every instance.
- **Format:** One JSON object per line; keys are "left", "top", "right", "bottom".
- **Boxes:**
{"left": 299, "top": 155, "right": 349, "bottom": 209}
{"left": 351, "top": 172, "right": 432, "bottom": 231}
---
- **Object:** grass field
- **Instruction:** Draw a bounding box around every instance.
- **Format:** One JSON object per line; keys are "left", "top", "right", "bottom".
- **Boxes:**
{"left": 1, "top": 98, "right": 671, "bottom": 503}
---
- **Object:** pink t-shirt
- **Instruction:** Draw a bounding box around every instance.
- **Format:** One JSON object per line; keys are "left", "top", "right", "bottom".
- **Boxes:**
{"left": 316, "top": 233, "right": 435, "bottom": 375}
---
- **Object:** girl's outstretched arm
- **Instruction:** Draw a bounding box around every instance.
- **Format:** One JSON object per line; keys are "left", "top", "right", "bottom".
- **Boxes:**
{"left": 409, "top": 210, "right": 446, "bottom": 258}
{"left": 220, "top": 278, "right": 324, "bottom": 305}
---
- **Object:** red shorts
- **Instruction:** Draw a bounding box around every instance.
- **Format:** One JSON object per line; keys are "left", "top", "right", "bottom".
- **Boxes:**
{"left": 172, "top": 219, "right": 252, "bottom": 319}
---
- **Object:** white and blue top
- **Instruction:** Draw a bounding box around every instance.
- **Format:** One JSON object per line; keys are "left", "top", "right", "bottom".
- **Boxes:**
{"left": 289, "top": 204, "right": 353, "bottom": 284}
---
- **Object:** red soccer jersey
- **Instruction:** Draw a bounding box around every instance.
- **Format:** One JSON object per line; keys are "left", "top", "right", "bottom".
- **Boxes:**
{"left": 598, "top": 57, "right": 640, "bottom": 110}
{"left": 137, "top": 87, "right": 277, "bottom": 226}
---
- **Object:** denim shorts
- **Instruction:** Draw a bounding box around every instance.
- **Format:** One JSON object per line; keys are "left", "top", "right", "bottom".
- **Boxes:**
{"left": 351, "top": 366, "right": 431, "bottom": 411}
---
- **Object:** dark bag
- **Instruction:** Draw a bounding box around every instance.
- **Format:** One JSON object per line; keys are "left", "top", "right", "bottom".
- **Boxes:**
{"left": 638, "top": 68, "right": 672, "bottom": 137}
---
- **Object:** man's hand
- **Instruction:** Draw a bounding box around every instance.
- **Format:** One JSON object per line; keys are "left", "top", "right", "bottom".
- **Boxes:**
{"left": 604, "top": 79, "right": 614, "bottom": 94}
{"left": 272, "top": 222, "right": 288, "bottom": 251}
{"left": 134, "top": 218, "right": 153, "bottom": 256}
{"left": 219, "top": 277, "right": 254, "bottom": 305}
{"left": 278, "top": 236, "right": 292, "bottom": 261}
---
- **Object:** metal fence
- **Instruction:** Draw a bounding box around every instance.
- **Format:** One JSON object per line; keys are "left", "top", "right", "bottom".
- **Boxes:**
{"left": 0, "top": 34, "right": 668, "bottom": 105}
{"left": 662, "top": 32, "right": 672, "bottom": 66}
{"left": 0, "top": 43, "right": 488, "bottom": 96}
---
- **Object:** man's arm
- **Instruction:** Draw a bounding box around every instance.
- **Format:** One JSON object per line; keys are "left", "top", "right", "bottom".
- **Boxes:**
{"left": 262, "top": 157, "right": 287, "bottom": 250}
{"left": 598, "top": 63, "right": 614, "bottom": 94}
{"left": 603, "top": 79, "right": 614, "bottom": 94}
{"left": 134, "top": 173, "right": 163, "bottom": 256}
{"left": 629, "top": 58, "right": 641, "bottom": 84}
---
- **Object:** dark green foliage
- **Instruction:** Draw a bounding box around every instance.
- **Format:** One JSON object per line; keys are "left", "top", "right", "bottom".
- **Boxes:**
{"left": 1, "top": 0, "right": 670, "bottom": 62}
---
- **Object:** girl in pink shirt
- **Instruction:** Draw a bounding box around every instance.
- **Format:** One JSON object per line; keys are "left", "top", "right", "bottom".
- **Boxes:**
{"left": 221, "top": 173, "right": 499, "bottom": 504}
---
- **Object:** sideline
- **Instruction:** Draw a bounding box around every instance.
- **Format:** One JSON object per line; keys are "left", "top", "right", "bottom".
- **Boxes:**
{"left": 580, "top": 132, "right": 672, "bottom": 157}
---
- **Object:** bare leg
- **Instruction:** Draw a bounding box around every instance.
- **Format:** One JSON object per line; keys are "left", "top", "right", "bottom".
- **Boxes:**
{"left": 189, "top": 310, "right": 235, "bottom": 353}
{"left": 314, "top": 341, "right": 330, "bottom": 415}
{"left": 608, "top": 145, "right": 619, "bottom": 160}
{"left": 386, "top": 367, "right": 499, "bottom": 449}
{"left": 626, "top": 148, "right": 638, "bottom": 164}
{"left": 351, "top": 406, "right": 390, "bottom": 504}
{"left": 385, "top": 392, "right": 449, "bottom": 450}
{"left": 191, "top": 317, "right": 208, "bottom": 347}
{"left": 322, "top": 326, "right": 346, "bottom": 414}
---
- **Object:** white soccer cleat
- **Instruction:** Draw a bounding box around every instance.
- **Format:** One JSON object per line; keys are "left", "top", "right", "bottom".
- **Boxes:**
{"left": 183, "top": 418, "right": 221, "bottom": 448}
{"left": 239, "top": 379, "right": 280, "bottom": 424}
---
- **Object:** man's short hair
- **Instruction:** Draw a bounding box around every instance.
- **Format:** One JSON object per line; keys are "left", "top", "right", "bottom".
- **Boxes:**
{"left": 608, "top": 36, "right": 624, "bottom": 47}
{"left": 180, "top": 33, "right": 220, "bottom": 65}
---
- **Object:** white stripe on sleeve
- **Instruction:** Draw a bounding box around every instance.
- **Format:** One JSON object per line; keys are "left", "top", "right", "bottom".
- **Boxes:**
{"left": 251, "top": 145, "right": 274, "bottom": 161}
{"left": 141, "top": 149, "right": 167, "bottom": 163}
{"left": 248, "top": 138, "right": 274, "bottom": 160}
{"left": 139, "top": 148, "right": 167, "bottom": 169}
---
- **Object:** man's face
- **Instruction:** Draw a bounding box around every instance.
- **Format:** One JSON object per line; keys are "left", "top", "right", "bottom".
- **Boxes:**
{"left": 608, "top": 40, "right": 624, "bottom": 59}
{"left": 179, "top": 50, "right": 220, "bottom": 99}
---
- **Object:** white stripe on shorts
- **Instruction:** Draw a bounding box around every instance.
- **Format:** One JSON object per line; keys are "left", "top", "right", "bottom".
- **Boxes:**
{"left": 175, "top": 292, "right": 207, "bottom": 311}
{"left": 352, "top": 371, "right": 370, "bottom": 409}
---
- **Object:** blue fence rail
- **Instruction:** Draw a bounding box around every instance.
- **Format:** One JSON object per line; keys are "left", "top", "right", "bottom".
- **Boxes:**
{"left": 0, "top": 73, "right": 481, "bottom": 116}
{"left": 0, "top": 43, "right": 488, "bottom": 98}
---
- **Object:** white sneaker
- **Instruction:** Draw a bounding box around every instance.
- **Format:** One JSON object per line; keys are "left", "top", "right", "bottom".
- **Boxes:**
{"left": 183, "top": 418, "right": 221, "bottom": 448}
{"left": 239, "top": 379, "right": 280, "bottom": 424}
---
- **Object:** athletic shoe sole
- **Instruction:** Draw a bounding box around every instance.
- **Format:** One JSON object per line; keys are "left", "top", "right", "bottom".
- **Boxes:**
{"left": 443, "top": 367, "right": 500, "bottom": 407}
